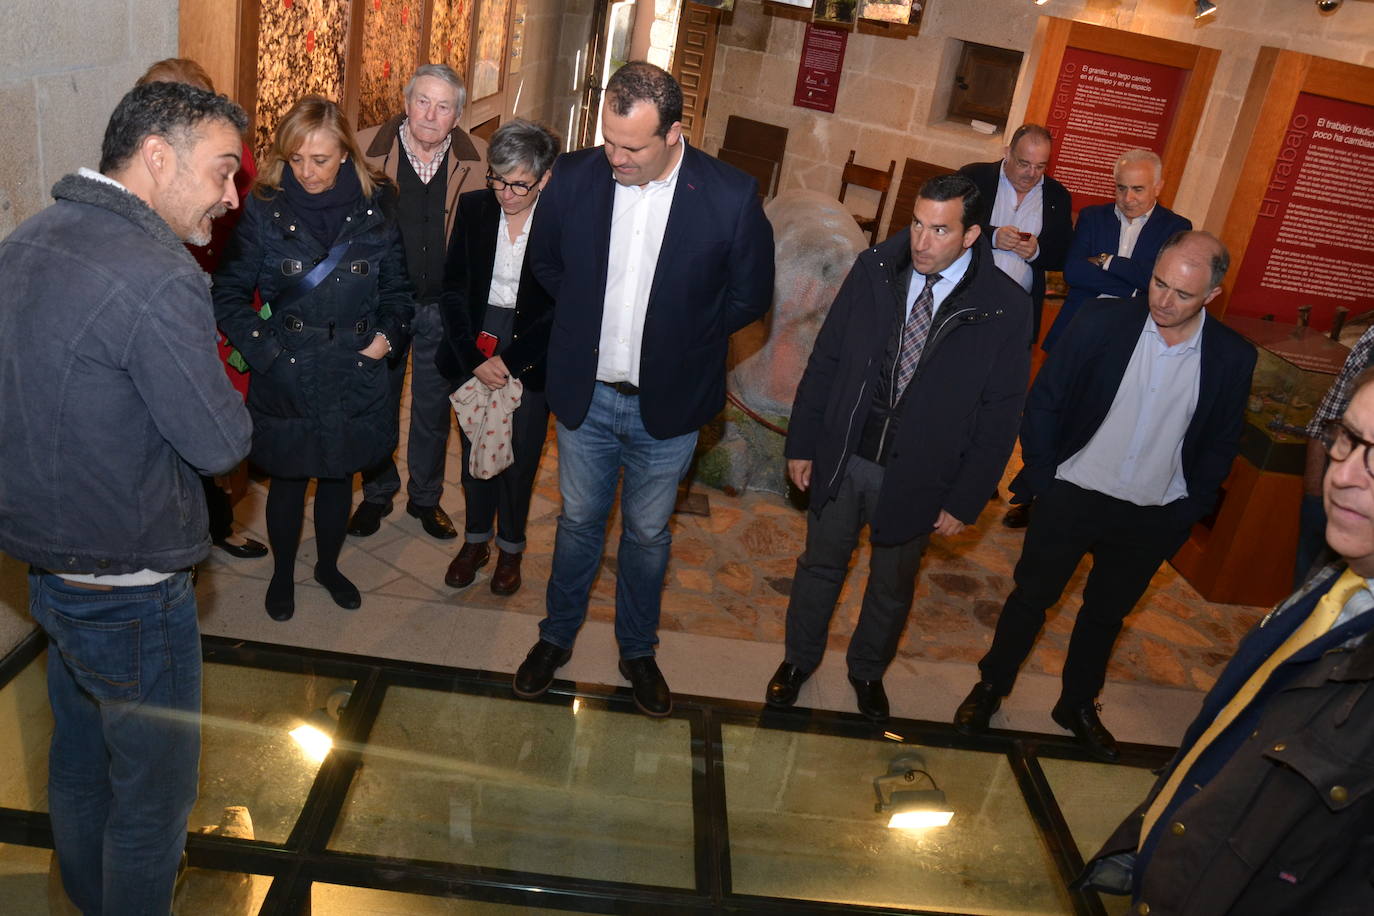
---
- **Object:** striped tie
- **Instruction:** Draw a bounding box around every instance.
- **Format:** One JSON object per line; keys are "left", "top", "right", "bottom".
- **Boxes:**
{"left": 895, "top": 272, "right": 940, "bottom": 399}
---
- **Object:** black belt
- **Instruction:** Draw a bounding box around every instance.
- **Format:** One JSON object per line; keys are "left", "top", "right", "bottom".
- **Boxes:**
{"left": 600, "top": 380, "right": 640, "bottom": 396}
{"left": 282, "top": 315, "right": 370, "bottom": 336}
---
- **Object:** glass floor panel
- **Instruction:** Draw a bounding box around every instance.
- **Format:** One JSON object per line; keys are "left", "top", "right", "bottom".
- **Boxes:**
{"left": 311, "top": 883, "right": 600, "bottom": 914}
{"left": 0, "top": 651, "right": 351, "bottom": 846}
{"left": 0, "top": 842, "right": 273, "bottom": 915}
{"left": 197, "top": 662, "right": 356, "bottom": 845}
{"left": 1037, "top": 758, "right": 1161, "bottom": 916}
{"left": 0, "top": 651, "right": 51, "bottom": 812}
{"left": 722, "top": 725, "right": 1074, "bottom": 914}
{"left": 0, "top": 634, "right": 1175, "bottom": 914}
{"left": 329, "top": 686, "right": 697, "bottom": 889}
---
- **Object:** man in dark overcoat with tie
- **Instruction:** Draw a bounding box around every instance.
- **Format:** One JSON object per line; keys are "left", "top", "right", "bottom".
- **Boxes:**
{"left": 765, "top": 173, "right": 1032, "bottom": 721}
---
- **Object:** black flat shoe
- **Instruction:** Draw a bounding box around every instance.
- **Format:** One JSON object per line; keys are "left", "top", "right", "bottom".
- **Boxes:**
{"left": 265, "top": 577, "right": 294, "bottom": 621}
{"left": 346, "top": 500, "right": 392, "bottom": 537}
{"left": 619, "top": 657, "right": 672, "bottom": 717}
{"left": 1051, "top": 700, "right": 1120, "bottom": 762}
{"left": 513, "top": 640, "right": 572, "bottom": 699}
{"left": 953, "top": 681, "right": 1003, "bottom": 735}
{"left": 765, "top": 661, "right": 812, "bottom": 708}
{"left": 848, "top": 675, "right": 890, "bottom": 723}
{"left": 214, "top": 537, "right": 268, "bottom": 559}
{"left": 406, "top": 501, "right": 458, "bottom": 539}
{"left": 314, "top": 568, "right": 361, "bottom": 610}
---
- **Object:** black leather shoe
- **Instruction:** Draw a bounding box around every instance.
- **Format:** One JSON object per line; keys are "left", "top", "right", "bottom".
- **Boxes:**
{"left": 213, "top": 536, "right": 268, "bottom": 559}
{"left": 953, "top": 681, "right": 1003, "bottom": 735}
{"left": 765, "top": 662, "right": 812, "bottom": 708}
{"left": 1002, "top": 501, "right": 1033, "bottom": 529}
{"left": 513, "top": 640, "right": 572, "bottom": 699}
{"left": 444, "top": 542, "right": 491, "bottom": 589}
{"left": 407, "top": 501, "right": 458, "bottom": 539}
{"left": 1052, "top": 700, "right": 1120, "bottom": 762}
{"left": 619, "top": 657, "right": 673, "bottom": 717}
{"left": 848, "top": 675, "right": 889, "bottom": 723}
{"left": 347, "top": 500, "right": 392, "bottom": 537}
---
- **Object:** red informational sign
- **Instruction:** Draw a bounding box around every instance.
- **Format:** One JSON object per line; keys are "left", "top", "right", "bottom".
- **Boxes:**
{"left": 793, "top": 25, "right": 847, "bottom": 114}
{"left": 1228, "top": 92, "right": 1374, "bottom": 329}
{"left": 1044, "top": 47, "right": 1187, "bottom": 211}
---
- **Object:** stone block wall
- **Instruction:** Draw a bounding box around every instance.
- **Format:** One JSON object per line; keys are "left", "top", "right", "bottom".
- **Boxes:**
{"left": 701, "top": 0, "right": 1374, "bottom": 236}
{"left": 0, "top": 0, "right": 178, "bottom": 241}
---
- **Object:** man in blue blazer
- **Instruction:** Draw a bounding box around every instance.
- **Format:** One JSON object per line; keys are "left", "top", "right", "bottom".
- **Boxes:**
{"left": 959, "top": 123, "right": 1074, "bottom": 347}
{"left": 513, "top": 62, "right": 775, "bottom": 716}
{"left": 954, "top": 232, "right": 1257, "bottom": 760}
{"left": 1041, "top": 149, "right": 1192, "bottom": 352}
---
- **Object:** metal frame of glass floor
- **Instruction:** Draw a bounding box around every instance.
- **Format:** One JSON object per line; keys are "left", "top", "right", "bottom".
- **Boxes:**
{"left": 0, "top": 630, "right": 1170, "bottom": 916}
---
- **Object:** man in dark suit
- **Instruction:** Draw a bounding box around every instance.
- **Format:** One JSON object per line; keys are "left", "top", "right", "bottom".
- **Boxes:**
{"left": 765, "top": 174, "right": 1031, "bottom": 722}
{"left": 958, "top": 123, "right": 1073, "bottom": 347}
{"left": 954, "top": 231, "right": 1256, "bottom": 760}
{"left": 1041, "top": 148, "right": 1191, "bottom": 352}
{"left": 513, "top": 62, "right": 775, "bottom": 716}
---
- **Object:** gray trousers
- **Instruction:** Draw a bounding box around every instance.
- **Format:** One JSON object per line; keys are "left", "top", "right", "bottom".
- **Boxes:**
{"left": 784, "top": 455, "right": 930, "bottom": 680}
{"left": 361, "top": 301, "right": 453, "bottom": 508}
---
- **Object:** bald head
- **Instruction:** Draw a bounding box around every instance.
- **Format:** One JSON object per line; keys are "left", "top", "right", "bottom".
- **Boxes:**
{"left": 1148, "top": 231, "right": 1228, "bottom": 345}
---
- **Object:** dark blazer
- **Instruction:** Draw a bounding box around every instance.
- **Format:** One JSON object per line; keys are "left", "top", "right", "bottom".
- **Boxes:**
{"left": 958, "top": 160, "right": 1073, "bottom": 344}
{"left": 786, "top": 233, "right": 1032, "bottom": 545}
{"left": 527, "top": 143, "right": 774, "bottom": 439}
{"left": 1044, "top": 201, "right": 1192, "bottom": 349}
{"left": 1010, "top": 297, "right": 1257, "bottom": 527}
{"left": 435, "top": 189, "right": 554, "bottom": 391}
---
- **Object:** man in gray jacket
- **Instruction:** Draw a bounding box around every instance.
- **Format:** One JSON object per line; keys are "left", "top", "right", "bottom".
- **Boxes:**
{"left": 0, "top": 81, "right": 252, "bottom": 914}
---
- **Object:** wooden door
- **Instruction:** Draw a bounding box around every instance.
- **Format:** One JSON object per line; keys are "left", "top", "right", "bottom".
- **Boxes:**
{"left": 671, "top": 3, "right": 721, "bottom": 144}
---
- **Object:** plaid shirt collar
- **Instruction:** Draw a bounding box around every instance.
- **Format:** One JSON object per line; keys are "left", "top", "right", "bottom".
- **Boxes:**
{"left": 398, "top": 119, "right": 452, "bottom": 184}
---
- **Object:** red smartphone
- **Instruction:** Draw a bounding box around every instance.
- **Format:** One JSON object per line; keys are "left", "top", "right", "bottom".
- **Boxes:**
{"left": 476, "top": 332, "right": 499, "bottom": 358}
{"left": 1018, "top": 231, "right": 1032, "bottom": 241}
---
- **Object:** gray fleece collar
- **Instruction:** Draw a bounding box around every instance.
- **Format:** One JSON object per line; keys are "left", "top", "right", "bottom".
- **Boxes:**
{"left": 51, "top": 172, "right": 198, "bottom": 267}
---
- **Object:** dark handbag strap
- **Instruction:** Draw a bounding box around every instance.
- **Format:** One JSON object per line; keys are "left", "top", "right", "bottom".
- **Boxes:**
{"left": 272, "top": 240, "right": 352, "bottom": 314}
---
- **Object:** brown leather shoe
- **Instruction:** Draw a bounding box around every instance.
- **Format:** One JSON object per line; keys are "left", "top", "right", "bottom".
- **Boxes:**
{"left": 490, "top": 549, "right": 522, "bottom": 595}
{"left": 444, "top": 541, "right": 490, "bottom": 589}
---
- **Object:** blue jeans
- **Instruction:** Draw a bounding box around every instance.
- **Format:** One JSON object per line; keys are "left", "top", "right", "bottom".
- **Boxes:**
{"left": 29, "top": 571, "right": 201, "bottom": 916}
{"left": 542, "top": 384, "right": 698, "bottom": 658}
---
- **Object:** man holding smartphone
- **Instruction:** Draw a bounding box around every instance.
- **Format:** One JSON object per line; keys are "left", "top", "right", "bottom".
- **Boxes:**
{"left": 959, "top": 124, "right": 1074, "bottom": 349}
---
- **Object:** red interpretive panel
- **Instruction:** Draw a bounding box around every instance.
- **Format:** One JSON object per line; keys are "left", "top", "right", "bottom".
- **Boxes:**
{"left": 1044, "top": 47, "right": 1187, "bottom": 211}
{"left": 1228, "top": 92, "right": 1374, "bottom": 329}
{"left": 793, "top": 24, "right": 847, "bottom": 114}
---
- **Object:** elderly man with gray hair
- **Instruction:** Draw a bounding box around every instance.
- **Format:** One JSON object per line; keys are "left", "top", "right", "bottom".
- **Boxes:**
{"left": 351, "top": 63, "right": 489, "bottom": 540}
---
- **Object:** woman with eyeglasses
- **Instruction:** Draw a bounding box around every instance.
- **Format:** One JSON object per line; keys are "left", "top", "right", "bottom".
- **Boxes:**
{"left": 214, "top": 95, "right": 415, "bottom": 620}
{"left": 436, "top": 119, "right": 560, "bottom": 595}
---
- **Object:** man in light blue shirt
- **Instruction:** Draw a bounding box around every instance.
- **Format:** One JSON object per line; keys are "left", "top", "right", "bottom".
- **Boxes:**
{"left": 954, "top": 231, "right": 1257, "bottom": 760}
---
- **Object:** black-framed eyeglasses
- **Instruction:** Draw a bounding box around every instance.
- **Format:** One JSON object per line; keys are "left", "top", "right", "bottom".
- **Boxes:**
{"left": 485, "top": 171, "right": 537, "bottom": 196}
{"left": 1321, "top": 418, "right": 1374, "bottom": 477}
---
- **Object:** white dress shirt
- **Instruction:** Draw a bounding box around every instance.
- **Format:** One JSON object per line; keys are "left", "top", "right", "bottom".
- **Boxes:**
{"left": 1056, "top": 310, "right": 1205, "bottom": 506}
{"left": 597, "top": 138, "right": 686, "bottom": 385}
{"left": 488, "top": 199, "right": 538, "bottom": 308}
{"left": 1098, "top": 204, "right": 1156, "bottom": 288}
{"left": 989, "top": 167, "right": 1043, "bottom": 294}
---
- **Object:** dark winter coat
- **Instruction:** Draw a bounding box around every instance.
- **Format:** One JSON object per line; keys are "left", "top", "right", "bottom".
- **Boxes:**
{"left": 213, "top": 181, "right": 415, "bottom": 478}
{"left": 1081, "top": 564, "right": 1374, "bottom": 915}
{"left": 785, "top": 232, "right": 1031, "bottom": 545}
{"left": 435, "top": 189, "right": 554, "bottom": 391}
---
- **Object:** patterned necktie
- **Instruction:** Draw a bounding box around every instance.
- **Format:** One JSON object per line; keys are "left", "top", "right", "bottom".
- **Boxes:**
{"left": 1137, "top": 567, "right": 1366, "bottom": 849}
{"left": 894, "top": 272, "right": 941, "bottom": 399}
